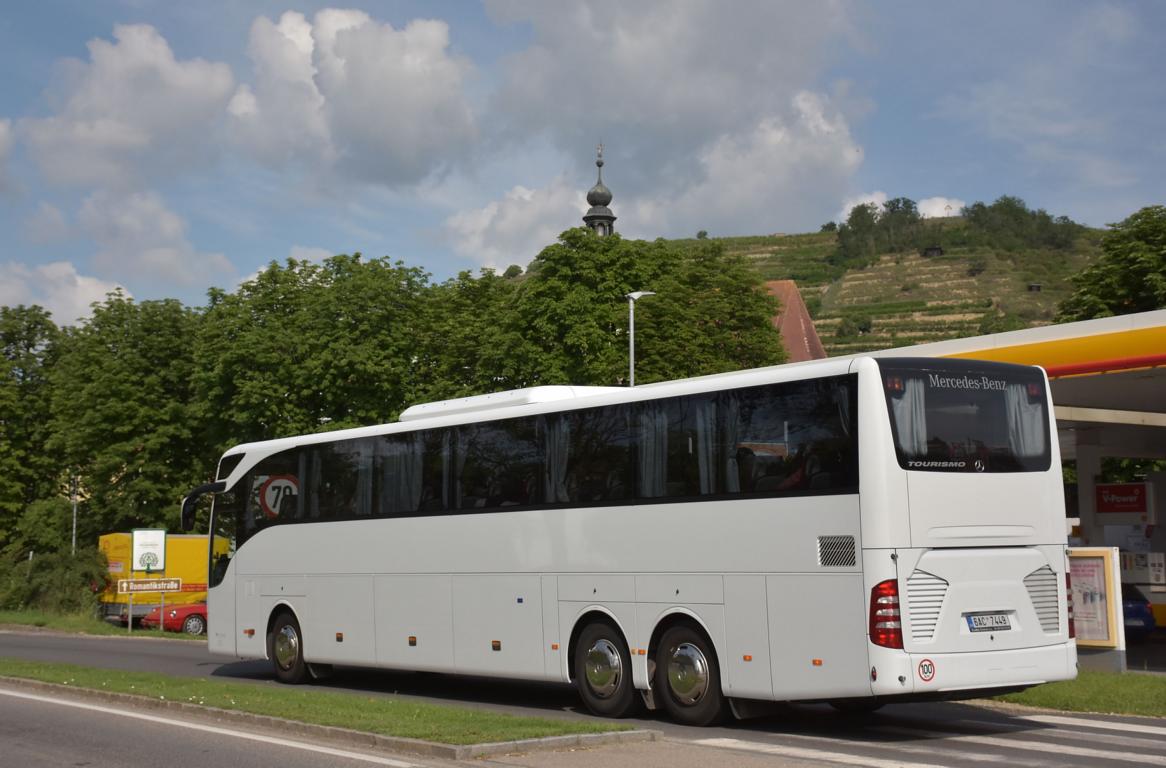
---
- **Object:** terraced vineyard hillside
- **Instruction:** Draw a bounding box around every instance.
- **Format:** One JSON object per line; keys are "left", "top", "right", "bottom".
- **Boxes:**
{"left": 686, "top": 220, "right": 1100, "bottom": 357}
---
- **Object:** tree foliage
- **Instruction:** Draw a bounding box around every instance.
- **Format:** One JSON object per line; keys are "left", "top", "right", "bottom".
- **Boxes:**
{"left": 1057, "top": 205, "right": 1166, "bottom": 321}
{"left": 195, "top": 254, "right": 432, "bottom": 450}
{"left": 510, "top": 229, "right": 784, "bottom": 387}
{"left": 0, "top": 306, "right": 61, "bottom": 548}
{"left": 831, "top": 195, "right": 1083, "bottom": 267}
{"left": 48, "top": 293, "right": 202, "bottom": 534}
{"left": 962, "top": 196, "right": 1080, "bottom": 252}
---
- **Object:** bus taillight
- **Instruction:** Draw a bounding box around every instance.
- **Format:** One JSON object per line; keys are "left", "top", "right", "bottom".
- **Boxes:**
{"left": 870, "top": 579, "right": 903, "bottom": 649}
{"left": 1066, "top": 573, "right": 1075, "bottom": 639}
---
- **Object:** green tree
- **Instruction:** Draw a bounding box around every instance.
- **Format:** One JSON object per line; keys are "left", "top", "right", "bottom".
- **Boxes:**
{"left": 0, "top": 305, "right": 61, "bottom": 547}
{"left": 1057, "top": 205, "right": 1166, "bottom": 321}
{"left": 419, "top": 268, "right": 531, "bottom": 399}
{"left": 48, "top": 293, "right": 204, "bottom": 535}
{"left": 195, "top": 254, "right": 432, "bottom": 450}
{"left": 962, "top": 196, "right": 1081, "bottom": 252}
{"left": 507, "top": 229, "right": 784, "bottom": 387}
{"left": 879, "top": 197, "right": 921, "bottom": 252}
{"left": 833, "top": 203, "right": 879, "bottom": 269}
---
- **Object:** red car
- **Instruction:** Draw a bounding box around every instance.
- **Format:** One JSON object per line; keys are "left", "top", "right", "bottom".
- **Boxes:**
{"left": 140, "top": 603, "right": 207, "bottom": 635}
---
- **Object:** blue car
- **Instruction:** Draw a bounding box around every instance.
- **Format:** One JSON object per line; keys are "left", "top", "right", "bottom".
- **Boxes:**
{"left": 1122, "top": 583, "right": 1157, "bottom": 643}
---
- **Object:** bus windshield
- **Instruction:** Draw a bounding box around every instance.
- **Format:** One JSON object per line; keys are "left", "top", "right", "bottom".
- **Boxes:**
{"left": 879, "top": 359, "right": 1051, "bottom": 473}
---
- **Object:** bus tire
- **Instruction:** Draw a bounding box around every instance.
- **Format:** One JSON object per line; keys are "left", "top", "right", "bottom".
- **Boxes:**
{"left": 574, "top": 620, "right": 639, "bottom": 718}
{"left": 654, "top": 624, "right": 727, "bottom": 726}
{"left": 269, "top": 612, "right": 308, "bottom": 684}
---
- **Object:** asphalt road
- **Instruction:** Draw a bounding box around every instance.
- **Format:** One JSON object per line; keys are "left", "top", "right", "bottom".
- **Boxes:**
{"left": 0, "top": 686, "right": 427, "bottom": 768}
{"left": 3, "top": 629, "right": 1166, "bottom": 768}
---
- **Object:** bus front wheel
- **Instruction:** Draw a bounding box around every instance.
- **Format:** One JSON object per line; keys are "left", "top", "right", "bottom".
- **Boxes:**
{"left": 654, "top": 624, "right": 727, "bottom": 726}
{"left": 269, "top": 612, "right": 308, "bottom": 684}
{"left": 574, "top": 621, "right": 639, "bottom": 718}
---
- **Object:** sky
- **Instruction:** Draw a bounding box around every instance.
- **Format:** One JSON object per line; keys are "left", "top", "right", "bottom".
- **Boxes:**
{"left": 0, "top": 0, "right": 1163, "bottom": 324}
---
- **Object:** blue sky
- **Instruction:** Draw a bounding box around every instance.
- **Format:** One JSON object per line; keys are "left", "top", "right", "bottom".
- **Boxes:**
{"left": 1, "top": 0, "right": 1163, "bottom": 323}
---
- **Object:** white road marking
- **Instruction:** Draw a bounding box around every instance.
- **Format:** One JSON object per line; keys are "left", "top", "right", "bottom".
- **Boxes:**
{"left": 880, "top": 725, "right": 1166, "bottom": 766}
{"left": 1017, "top": 713, "right": 1166, "bottom": 738}
{"left": 693, "top": 737, "right": 950, "bottom": 768}
{"left": 0, "top": 687, "right": 418, "bottom": 768}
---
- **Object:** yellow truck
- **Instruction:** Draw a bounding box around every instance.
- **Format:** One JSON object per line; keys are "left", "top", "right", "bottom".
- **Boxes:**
{"left": 98, "top": 533, "right": 226, "bottom": 624}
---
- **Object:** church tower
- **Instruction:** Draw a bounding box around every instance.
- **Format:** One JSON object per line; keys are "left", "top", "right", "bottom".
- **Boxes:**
{"left": 582, "top": 144, "right": 616, "bottom": 236}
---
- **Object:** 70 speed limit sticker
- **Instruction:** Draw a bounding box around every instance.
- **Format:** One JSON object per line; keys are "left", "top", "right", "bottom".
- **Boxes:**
{"left": 917, "top": 658, "right": 936, "bottom": 682}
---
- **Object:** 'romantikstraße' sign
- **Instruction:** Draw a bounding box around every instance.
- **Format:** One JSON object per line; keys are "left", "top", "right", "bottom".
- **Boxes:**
{"left": 117, "top": 578, "right": 182, "bottom": 594}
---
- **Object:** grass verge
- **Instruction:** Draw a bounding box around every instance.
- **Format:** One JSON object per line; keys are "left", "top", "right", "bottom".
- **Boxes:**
{"left": 996, "top": 669, "right": 1166, "bottom": 718}
{"left": 0, "top": 657, "right": 625, "bottom": 744}
{"left": 0, "top": 609, "right": 185, "bottom": 639}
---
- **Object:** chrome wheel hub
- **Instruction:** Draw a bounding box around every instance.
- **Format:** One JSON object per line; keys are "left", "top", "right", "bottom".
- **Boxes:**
{"left": 666, "top": 642, "right": 710, "bottom": 705}
{"left": 274, "top": 625, "right": 300, "bottom": 670}
{"left": 584, "top": 639, "right": 623, "bottom": 698}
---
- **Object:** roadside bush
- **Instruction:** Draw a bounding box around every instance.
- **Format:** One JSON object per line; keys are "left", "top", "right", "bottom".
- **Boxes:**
{"left": 0, "top": 546, "right": 107, "bottom": 614}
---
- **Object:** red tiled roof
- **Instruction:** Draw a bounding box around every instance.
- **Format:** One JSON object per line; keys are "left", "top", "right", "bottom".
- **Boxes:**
{"left": 766, "top": 280, "right": 826, "bottom": 362}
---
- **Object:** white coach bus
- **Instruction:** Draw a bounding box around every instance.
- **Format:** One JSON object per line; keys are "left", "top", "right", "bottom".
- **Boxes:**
{"left": 181, "top": 356, "right": 1076, "bottom": 725}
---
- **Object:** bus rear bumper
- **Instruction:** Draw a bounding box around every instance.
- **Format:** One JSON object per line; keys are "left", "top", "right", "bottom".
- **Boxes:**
{"left": 871, "top": 642, "right": 1077, "bottom": 698}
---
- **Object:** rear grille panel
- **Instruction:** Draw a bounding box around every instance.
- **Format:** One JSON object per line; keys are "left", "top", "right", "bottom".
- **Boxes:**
{"left": 1024, "top": 565, "right": 1060, "bottom": 633}
{"left": 906, "top": 569, "right": 949, "bottom": 642}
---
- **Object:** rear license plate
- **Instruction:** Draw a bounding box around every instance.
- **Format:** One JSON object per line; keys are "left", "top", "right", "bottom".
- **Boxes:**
{"left": 966, "top": 613, "right": 1010, "bottom": 632}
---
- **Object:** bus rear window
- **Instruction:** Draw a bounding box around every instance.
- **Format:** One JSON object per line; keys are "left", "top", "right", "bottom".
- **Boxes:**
{"left": 879, "top": 360, "right": 1051, "bottom": 473}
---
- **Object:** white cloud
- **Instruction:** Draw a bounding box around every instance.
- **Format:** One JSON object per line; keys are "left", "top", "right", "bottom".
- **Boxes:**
{"left": 78, "top": 190, "right": 233, "bottom": 288}
{"left": 486, "top": 1, "right": 853, "bottom": 196}
{"left": 836, "top": 191, "right": 887, "bottom": 224}
{"left": 228, "top": 12, "right": 331, "bottom": 170}
{"left": 445, "top": 175, "right": 582, "bottom": 267}
{"left": 229, "top": 10, "right": 475, "bottom": 185}
{"left": 0, "top": 261, "right": 124, "bottom": 324}
{"left": 628, "top": 92, "right": 863, "bottom": 238}
{"left": 24, "top": 202, "right": 71, "bottom": 243}
{"left": 20, "top": 24, "right": 234, "bottom": 188}
{"left": 451, "top": 91, "right": 864, "bottom": 263}
{"left": 917, "top": 196, "right": 966, "bottom": 219}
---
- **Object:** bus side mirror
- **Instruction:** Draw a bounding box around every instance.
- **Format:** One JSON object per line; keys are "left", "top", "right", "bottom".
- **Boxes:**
{"left": 180, "top": 481, "right": 226, "bottom": 532}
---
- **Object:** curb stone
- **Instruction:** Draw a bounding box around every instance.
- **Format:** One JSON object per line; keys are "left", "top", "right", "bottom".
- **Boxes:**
{"left": 0, "top": 675, "right": 659, "bottom": 760}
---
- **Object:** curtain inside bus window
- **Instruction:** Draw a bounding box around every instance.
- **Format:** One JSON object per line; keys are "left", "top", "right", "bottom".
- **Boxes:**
{"left": 694, "top": 398, "right": 716, "bottom": 495}
{"left": 352, "top": 439, "right": 375, "bottom": 516}
{"left": 1005, "top": 383, "right": 1046, "bottom": 457}
{"left": 543, "top": 415, "right": 570, "bottom": 503}
{"left": 638, "top": 402, "right": 668, "bottom": 497}
{"left": 378, "top": 434, "right": 423, "bottom": 516}
{"left": 891, "top": 377, "right": 927, "bottom": 455}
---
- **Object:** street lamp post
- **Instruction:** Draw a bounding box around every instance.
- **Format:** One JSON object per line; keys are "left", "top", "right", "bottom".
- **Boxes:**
{"left": 625, "top": 291, "right": 656, "bottom": 386}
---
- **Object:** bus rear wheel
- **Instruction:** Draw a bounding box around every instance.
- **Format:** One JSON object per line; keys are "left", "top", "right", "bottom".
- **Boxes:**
{"left": 269, "top": 612, "right": 308, "bottom": 684}
{"left": 574, "top": 621, "right": 639, "bottom": 718}
{"left": 654, "top": 624, "right": 727, "bottom": 726}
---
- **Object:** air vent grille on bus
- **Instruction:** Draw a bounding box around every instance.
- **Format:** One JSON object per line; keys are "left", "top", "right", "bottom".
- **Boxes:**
{"left": 906, "top": 570, "right": 948, "bottom": 641}
{"left": 1024, "top": 565, "right": 1060, "bottom": 633}
{"left": 817, "top": 536, "right": 856, "bottom": 567}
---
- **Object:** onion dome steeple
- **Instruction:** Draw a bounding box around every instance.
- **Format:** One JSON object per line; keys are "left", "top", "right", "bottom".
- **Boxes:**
{"left": 583, "top": 143, "right": 616, "bottom": 236}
